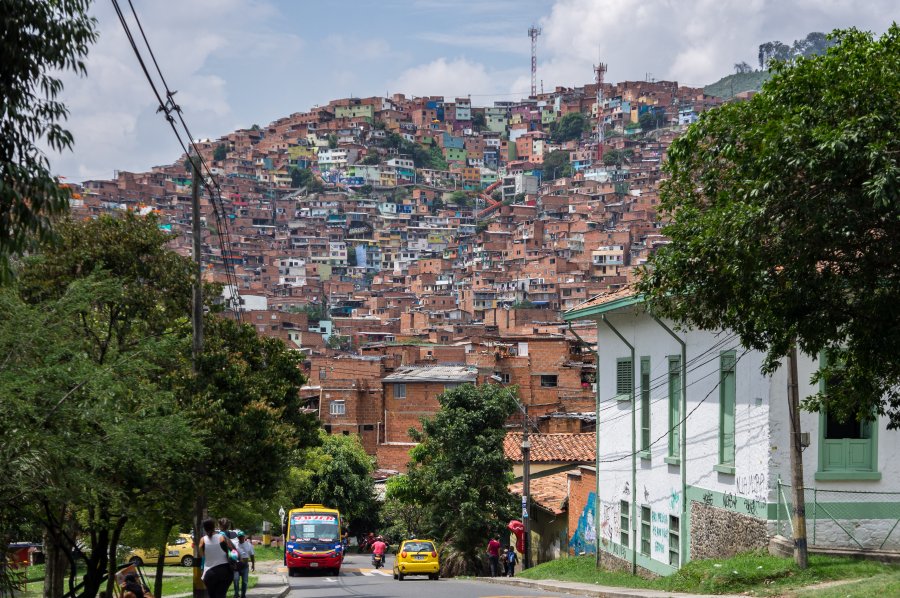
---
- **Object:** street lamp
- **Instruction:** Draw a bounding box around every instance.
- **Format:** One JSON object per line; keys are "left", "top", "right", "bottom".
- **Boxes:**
{"left": 491, "top": 375, "right": 532, "bottom": 570}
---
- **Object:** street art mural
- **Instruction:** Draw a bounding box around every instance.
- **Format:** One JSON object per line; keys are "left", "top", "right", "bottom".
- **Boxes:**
{"left": 569, "top": 491, "right": 597, "bottom": 555}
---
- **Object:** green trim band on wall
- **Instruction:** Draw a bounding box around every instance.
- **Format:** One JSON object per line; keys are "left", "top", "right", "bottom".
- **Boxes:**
{"left": 598, "top": 541, "right": 678, "bottom": 577}
{"left": 815, "top": 471, "right": 882, "bottom": 481}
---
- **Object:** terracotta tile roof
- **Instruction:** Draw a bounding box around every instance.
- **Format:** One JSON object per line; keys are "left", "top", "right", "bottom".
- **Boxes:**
{"left": 509, "top": 470, "right": 575, "bottom": 515}
{"left": 565, "top": 283, "right": 637, "bottom": 314}
{"left": 503, "top": 432, "right": 595, "bottom": 463}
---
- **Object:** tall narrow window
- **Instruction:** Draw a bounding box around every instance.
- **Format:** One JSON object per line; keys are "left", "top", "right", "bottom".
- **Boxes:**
{"left": 667, "top": 356, "right": 681, "bottom": 462}
{"left": 817, "top": 351, "right": 880, "bottom": 479}
{"left": 669, "top": 515, "right": 680, "bottom": 567}
{"left": 640, "top": 506, "right": 651, "bottom": 556}
{"left": 619, "top": 500, "right": 630, "bottom": 548}
{"left": 718, "top": 351, "right": 736, "bottom": 472}
{"left": 616, "top": 357, "right": 633, "bottom": 401}
{"left": 394, "top": 383, "right": 407, "bottom": 399}
{"left": 640, "top": 357, "right": 651, "bottom": 455}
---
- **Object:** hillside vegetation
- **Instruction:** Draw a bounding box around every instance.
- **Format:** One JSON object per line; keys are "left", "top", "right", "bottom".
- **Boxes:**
{"left": 704, "top": 70, "right": 771, "bottom": 98}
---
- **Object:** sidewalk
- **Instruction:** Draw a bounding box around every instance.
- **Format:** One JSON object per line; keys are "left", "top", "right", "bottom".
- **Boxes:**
{"left": 168, "top": 562, "right": 289, "bottom": 598}
{"left": 478, "top": 576, "right": 748, "bottom": 598}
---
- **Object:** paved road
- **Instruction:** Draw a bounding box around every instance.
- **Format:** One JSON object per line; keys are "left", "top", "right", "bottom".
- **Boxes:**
{"left": 285, "top": 553, "right": 567, "bottom": 597}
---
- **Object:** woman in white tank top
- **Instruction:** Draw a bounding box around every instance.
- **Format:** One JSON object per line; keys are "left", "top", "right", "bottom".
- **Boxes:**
{"left": 199, "top": 518, "right": 232, "bottom": 598}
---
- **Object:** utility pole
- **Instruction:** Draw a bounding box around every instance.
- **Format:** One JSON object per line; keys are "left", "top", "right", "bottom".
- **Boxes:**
{"left": 190, "top": 158, "right": 208, "bottom": 598}
{"left": 522, "top": 403, "right": 532, "bottom": 570}
{"left": 787, "top": 343, "right": 809, "bottom": 568}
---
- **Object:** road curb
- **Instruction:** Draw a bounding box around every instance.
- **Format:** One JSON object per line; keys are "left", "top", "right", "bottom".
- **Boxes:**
{"left": 475, "top": 576, "right": 747, "bottom": 598}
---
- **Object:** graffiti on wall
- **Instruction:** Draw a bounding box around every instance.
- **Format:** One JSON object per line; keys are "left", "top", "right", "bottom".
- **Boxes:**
{"left": 569, "top": 491, "right": 597, "bottom": 555}
{"left": 599, "top": 500, "right": 621, "bottom": 547}
{"left": 651, "top": 511, "right": 669, "bottom": 558}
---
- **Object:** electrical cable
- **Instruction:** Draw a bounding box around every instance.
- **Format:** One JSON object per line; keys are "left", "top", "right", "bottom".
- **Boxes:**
{"left": 112, "top": 0, "right": 244, "bottom": 320}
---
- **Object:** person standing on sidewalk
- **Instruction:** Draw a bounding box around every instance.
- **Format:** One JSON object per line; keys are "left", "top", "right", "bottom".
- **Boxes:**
{"left": 486, "top": 535, "right": 501, "bottom": 577}
{"left": 234, "top": 532, "right": 255, "bottom": 598}
{"left": 199, "top": 518, "right": 233, "bottom": 598}
{"left": 506, "top": 546, "right": 518, "bottom": 577}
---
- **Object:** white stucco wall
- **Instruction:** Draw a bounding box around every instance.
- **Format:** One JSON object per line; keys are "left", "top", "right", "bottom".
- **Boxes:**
{"left": 593, "top": 308, "right": 900, "bottom": 565}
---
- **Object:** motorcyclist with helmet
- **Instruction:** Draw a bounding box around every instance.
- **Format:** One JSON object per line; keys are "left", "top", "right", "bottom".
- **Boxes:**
{"left": 371, "top": 535, "right": 388, "bottom": 569}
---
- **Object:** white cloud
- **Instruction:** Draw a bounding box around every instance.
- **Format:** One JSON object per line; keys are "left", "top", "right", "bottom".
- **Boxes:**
{"left": 51, "top": 0, "right": 298, "bottom": 180}
{"left": 389, "top": 57, "right": 503, "bottom": 99}
{"left": 535, "top": 0, "right": 898, "bottom": 89}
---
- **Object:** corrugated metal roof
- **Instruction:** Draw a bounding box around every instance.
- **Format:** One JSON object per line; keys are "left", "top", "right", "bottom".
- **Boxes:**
{"left": 383, "top": 365, "right": 478, "bottom": 383}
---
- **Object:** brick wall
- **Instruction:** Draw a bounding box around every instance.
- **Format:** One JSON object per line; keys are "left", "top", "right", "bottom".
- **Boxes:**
{"left": 383, "top": 381, "right": 450, "bottom": 442}
{"left": 567, "top": 467, "right": 596, "bottom": 555}
{"left": 376, "top": 443, "right": 415, "bottom": 473}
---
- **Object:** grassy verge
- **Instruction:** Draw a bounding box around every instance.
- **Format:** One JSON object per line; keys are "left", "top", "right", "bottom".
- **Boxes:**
{"left": 518, "top": 552, "right": 900, "bottom": 596}
{"left": 795, "top": 572, "right": 900, "bottom": 598}
{"left": 14, "top": 573, "right": 257, "bottom": 597}
{"left": 252, "top": 544, "right": 285, "bottom": 562}
{"left": 160, "top": 574, "right": 257, "bottom": 595}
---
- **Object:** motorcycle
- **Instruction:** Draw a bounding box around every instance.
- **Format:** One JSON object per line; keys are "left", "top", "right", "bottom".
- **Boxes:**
{"left": 371, "top": 553, "right": 384, "bottom": 569}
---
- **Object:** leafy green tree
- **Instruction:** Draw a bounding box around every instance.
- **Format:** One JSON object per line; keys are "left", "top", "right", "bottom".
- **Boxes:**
{"left": 360, "top": 153, "right": 381, "bottom": 165}
{"left": 427, "top": 145, "right": 449, "bottom": 170}
{"left": 551, "top": 112, "right": 588, "bottom": 143}
{"left": 7, "top": 213, "right": 205, "bottom": 597}
{"left": 298, "top": 432, "right": 378, "bottom": 535}
{"left": 213, "top": 144, "right": 227, "bottom": 161}
{"left": 405, "top": 384, "right": 518, "bottom": 574}
{"left": 325, "top": 334, "right": 351, "bottom": 351}
{"left": 0, "top": 0, "right": 97, "bottom": 281}
{"left": 358, "top": 183, "right": 374, "bottom": 195}
{"left": 381, "top": 476, "right": 427, "bottom": 543}
{"left": 639, "top": 108, "right": 666, "bottom": 131}
{"left": 640, "top": 25, "right": 900, "bottom": 424}
{"left": 471, "top": 111, "right": 487, "bottom": 132}
{"left": 542, "top": 149, "right": 572, "bottom": 180}
{"left": 291, "top": 167, "right": 324, "bottom": 193}
{"left": 638, "top": 26, "right": 900, "bottom": 567}
{"left": 328, "top": 134, "right": 338, "bottom": 149}
{"left": 448, "top": 190, "right": 470, "bottom": 208}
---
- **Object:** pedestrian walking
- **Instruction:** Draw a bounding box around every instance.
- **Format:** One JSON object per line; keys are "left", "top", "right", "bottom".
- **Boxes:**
{"left": 506, "top": 546, "right": 518, "bottom": 577}
{"left": 486, "top": 535, "right": 501, "bottom": 577}
{"left": 200, "top": 517, "right": 234, "bottom": 598}
{"left": 234, "top": 531, "right": 255, "bottom": 598}
{"left": 500, "top": 546, "right": 509, "bottom": 577}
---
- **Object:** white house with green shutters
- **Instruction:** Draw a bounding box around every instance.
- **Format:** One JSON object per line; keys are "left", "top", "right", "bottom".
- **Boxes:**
{"left": 564, "top": 289, "right": 900, "bottom": 576}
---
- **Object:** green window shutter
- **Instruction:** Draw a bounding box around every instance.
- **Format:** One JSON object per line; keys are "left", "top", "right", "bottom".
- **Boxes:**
{"left": 640, "top": 357, "right": 651, "bottom": 453}
{"left": 720, "top": 351, "right": 736, "bottom": 467}
{"left": 640, "top": 506, "right": 651, "bottom": 556}
{"left": 616, "top": 357, "right": 633, "bottom": 400}
{"left": 817, "top": 350, "right": 879, "bottom": 476}
{"left": 668, "top": 357, "right": 681, "bottom": 459}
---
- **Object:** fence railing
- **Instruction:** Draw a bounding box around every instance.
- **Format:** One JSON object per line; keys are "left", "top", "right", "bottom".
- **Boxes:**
{"left": 775, "top": 480, "right": 900, "bottom": 551}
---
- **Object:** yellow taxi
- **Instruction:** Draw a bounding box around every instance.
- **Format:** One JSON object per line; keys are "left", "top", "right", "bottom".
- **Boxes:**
{"left": 393, "top": 539, "right": 439, "bottom": 581}
{"left": 127, "top": 534, "right": 194, "bottom": 567}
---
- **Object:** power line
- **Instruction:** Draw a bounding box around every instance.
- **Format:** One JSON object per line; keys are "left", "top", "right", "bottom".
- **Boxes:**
{"left": 111, "top": 0, "right": 244, "bottom": 320}
{"left": 598, "top": 348, "right": 751, "bottom": 464}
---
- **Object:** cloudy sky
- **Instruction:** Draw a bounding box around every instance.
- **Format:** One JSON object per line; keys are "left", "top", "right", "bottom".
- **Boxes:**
{"left": 53, "top": 0, "right": 896, "bottom": 181}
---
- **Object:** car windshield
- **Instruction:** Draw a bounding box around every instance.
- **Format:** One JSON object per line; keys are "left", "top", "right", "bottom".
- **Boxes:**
{"left": 288, "top": 514, "right": 339, "bottom": 543}
{"left": 403, "top": 541, "right": 434, "bottom": 553}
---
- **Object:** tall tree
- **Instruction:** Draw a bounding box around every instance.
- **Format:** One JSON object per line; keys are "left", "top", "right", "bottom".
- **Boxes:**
{"left": 405, "top": 384, "right": 518, "bottom": 574}
{"left": 551, "top": 112, "right": 588, "bottom": 143}
{"left": 297, "top": 432, "right": 378, "bottom": 536}
{"left": 0, "top": 0, "right": 97, "bottom": 281}
{"left": 542, "top": 149, "right": 572, "bottom": 180}
{"left": 638, "top": 25, "right": 900, "bottom": 566}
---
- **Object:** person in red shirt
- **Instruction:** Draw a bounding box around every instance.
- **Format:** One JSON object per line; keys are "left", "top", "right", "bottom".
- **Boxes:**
{"left": 371, "top": 536, "right": 388, "bottom": 568}
{"left": 486, "top": 535, "right": 501, "bottom": 577}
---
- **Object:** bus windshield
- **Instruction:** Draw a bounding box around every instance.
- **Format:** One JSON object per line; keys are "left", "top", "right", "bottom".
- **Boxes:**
{"left": 288, "top": 514, "right": 339, "bottom": 543}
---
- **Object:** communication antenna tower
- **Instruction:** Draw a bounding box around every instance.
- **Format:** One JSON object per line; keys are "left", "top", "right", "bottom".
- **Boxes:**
{"left": 594, "top": 62, "right": 607, "bottom": 163}
{"left": 528, "top": 25, "right": 542, "bottom": 97}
